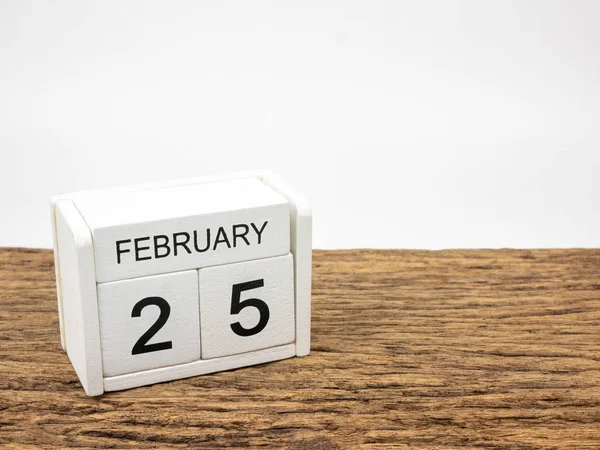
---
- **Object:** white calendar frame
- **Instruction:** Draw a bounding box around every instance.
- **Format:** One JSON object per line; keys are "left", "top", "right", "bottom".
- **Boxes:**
{"left": 51, "top": 171, "right": 312, "bottom": 395}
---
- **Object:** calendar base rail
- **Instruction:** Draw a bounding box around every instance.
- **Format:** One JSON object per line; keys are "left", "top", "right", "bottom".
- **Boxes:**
{"left": 103, "top": 343, "right": 296, "bottom": 392}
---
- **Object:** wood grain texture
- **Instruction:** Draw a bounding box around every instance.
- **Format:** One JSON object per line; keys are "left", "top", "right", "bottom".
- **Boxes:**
{"left": 1, "top": 248, "right": 599, "bottom": 449}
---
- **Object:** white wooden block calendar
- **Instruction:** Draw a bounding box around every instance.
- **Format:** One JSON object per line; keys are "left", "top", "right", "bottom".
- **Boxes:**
{"left": 51, "top": 171, "right": 312, "bottom": 396}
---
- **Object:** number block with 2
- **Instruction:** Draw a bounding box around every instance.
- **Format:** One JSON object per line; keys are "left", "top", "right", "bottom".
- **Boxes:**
{"left": 51, "top": 172, "right": 311, "bottom": 395}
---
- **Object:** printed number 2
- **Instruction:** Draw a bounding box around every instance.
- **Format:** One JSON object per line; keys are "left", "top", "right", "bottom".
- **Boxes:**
{"left": 131, "top": 297, "right": 173, "bottom": 355}
{"left": 230, "top": 279, "right": 270, "bottom": 337}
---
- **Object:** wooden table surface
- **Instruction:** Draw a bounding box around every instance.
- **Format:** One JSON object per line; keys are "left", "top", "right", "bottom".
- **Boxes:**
{"left": 1, "top": 248, "right": 599, "bottom": 449}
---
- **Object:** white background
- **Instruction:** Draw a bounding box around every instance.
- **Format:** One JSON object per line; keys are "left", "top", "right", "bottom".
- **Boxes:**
{"left": 1, "top": 1, "right": 599, "bottom": 249}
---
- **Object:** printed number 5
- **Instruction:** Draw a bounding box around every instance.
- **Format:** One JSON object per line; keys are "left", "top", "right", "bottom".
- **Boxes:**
{"left": 230, "top": 279, "right": 270, "bottom": 337}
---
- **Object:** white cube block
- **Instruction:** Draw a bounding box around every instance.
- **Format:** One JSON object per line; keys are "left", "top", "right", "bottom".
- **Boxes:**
{"left": 98, "top": 271, "right": 201, "bottom": 377}
{"left": 199, "top": 254, "right": 295, "bottom": 360}
{"left": 51, "top": 171, "right": 312, "bottom": 396}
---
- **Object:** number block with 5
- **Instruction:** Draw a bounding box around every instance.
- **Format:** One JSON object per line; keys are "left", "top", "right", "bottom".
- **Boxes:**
{"left": 51, "top": 171, "right": 312, "bottom": 395}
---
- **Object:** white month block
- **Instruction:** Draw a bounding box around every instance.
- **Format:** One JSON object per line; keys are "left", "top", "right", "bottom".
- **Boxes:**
{"left": 97, "top": 270, "right": 200, "bottom": 377}
{"left": 71, "top": 178, "right": 290, "bottom": 283}
{"left": 51, "top": 171, "right": 312, "bottom": 396}
{"left": 199, "top": 254, "right": 295, "bottom": 359}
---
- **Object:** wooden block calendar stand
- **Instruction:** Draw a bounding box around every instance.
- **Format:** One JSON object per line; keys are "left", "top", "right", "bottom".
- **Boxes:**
{"left": 50, "top": 172, "right": 312, "bottom": 395}
{"left": 1, "top": 248, "right": 600, "bottom": 448}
